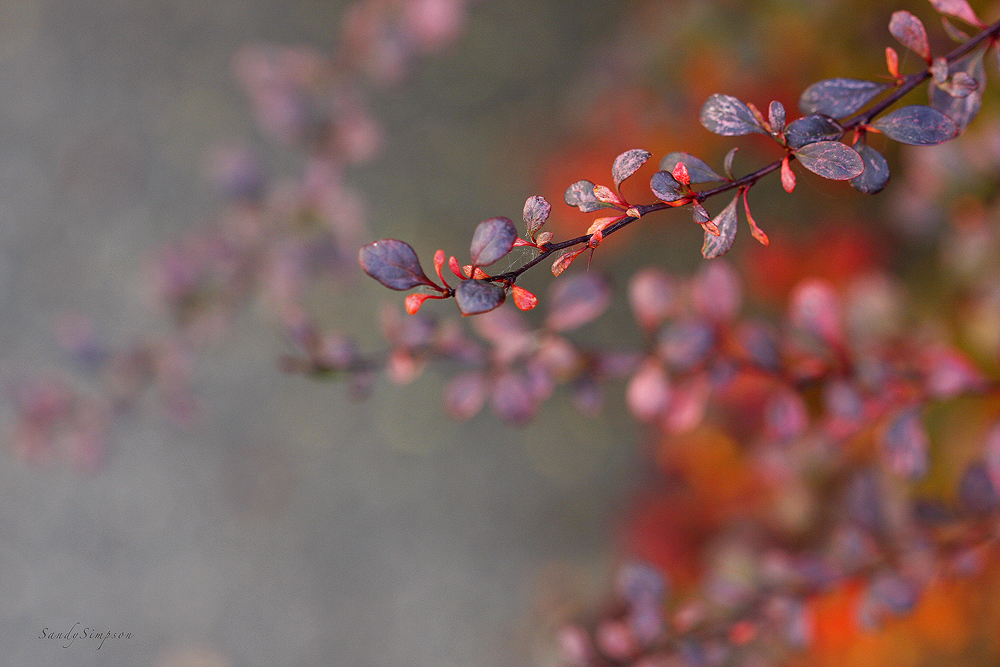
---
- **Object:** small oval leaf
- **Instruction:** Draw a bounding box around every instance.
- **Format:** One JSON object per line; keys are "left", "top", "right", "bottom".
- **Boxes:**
{"left": 699, "top": 94, "right": 767, "bottom": 136}
{"left": 889, "top": 11, "right": 931, "bottom": 62}
{"left": 798, "top": 78, "right": 889, "bottom": 117}
{"left": 871, "top": 105, "right": 959, "bottom": 145}
{"left": 565, "top": 179, "right": 613, "bottom": 213}
{"left": 650, "top": 170, "right": 685, "bottom": 202}
{"left": 454, "top": 279, "right": 506, "bottom": 316}
{"left": 702, "top": 193, "right": 739, "bottom": 259}
{"left": 794, "top": 141, "right": 864, "bottom": 180}
{"left": 469, "top": 217, "right": 517, "bottom": 267}
{"left": 358, "top": 239, "right": 433, "bottom": 290}
{"left": 522, "top": 195, "right": 551, "bottom": 237}
{"left": 929, "top": 0, "right": 983, "bottom": 27}
{"left": 612, "top": 149, "right": 652, "bottom": 189}
{"left": 784, "top": 114, "right": 844, "bottom": 149}
{"left": 850, "top": 142, "right": 891, "bottom": 194}
{"left": 659, "top": 152, "right": 725, "bottom": 183}
{"left": 768, "top": 100, "right": 786, "bottom": 133}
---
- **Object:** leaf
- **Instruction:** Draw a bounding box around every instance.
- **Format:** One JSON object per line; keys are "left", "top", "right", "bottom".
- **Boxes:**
{"left": 659, "top": 152, "right": 725, "bottom": 183}
{"left": 650, "top": 170, "right": 686, "bottom": 202}
{"left": 469, "top": 217, "right": 517, "bottom": 267}
{"left": 699, "top": 93, "right": 767, "bottom": 136}
{"left": 742, "top": 189, "right": 768, "bottom": 245}
{"left": 768, "top": 100, "right": 786, "bottom": 133}
{"left": 941, "top": 16, "right": 971, "bottom": 42}
{"left": 358, "top": 239, "right": 434, "bottom": 290}
{"left": 511, "top": 285, "right": 538, "bottom": 311}
{"left": 799, "top": 78, "right": 889, "bottom": 117}
{"left": 889, "top": 11, "right": 931, "bottom": 62}
{"left": 522, "top": 195, "right": 551, "bottom": 238}
{"left": 612, "top": 149, "right": 652, "bottom": 190}
{"left": 870, "top": 105, "right": 959, "bottom": 145}
{"left": 628, "top": 268, "right": 678, "bottom": 330}
{"left": 565, "top": 179, "right": 613, "bottom": 213}
{"left": 443, "top": 372, "right": 487, "bottom": 421}
{"left": 454, "top": 279, "right": 506, "bottom": 316}
{"left": 701, "top": 193, "right": 739, "bottom": 259}
{"left": 784, "top": 114, "right": 844, "bottom": 149}
{"left": 850, "top": 141, "right": 891, "bottom": 194}
{"left": 551, "top": 247, "right": 586, "bottom": 276}
{"left": 929, "top": 45, "right": 986, "bottom": 133}
{"left": 928, "top": 0, "right": 983, "bottom": 27}
{"left": 886, "top": 47, "right": 900, "bottom": 78}
{"left": 781, "top": 156, "right": 796, "bottom": 192}
{"left": 723, "top": 147, "right": 738, "bottom": 180}
{"left": 546, "top": 272, "right": 612, "bottom": 331}
{"left": 880, "top": 407, "right": 929, "bottom": 479}
{"left": 587, "top": 215, "right": 623, "bottom": 235}
{"left": 794, "top": 141, "right": 864, "bottom": 180}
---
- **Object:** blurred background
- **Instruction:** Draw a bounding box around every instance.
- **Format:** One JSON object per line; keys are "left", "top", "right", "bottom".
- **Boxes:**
{"left": 1, "top": 0, "right": 997, "bottom": 666}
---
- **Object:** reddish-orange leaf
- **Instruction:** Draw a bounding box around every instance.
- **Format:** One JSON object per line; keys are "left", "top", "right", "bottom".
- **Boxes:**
{"left": 589, "top": 229, "right": 603, "bottom": 249}
{"left": 552, "top": 247, "right": 586, "bottom": 276}
{"left": 535, "top": 231, "right": 554, "bottom": 247}
{"left": 433, "top": 249, "right": 448, "bottom": 286}
{"left": 672, "top": 162, "right": 691, "bottom": 186}
{"left": 742, "top": 189, "right": 769, "bottom": 246}
{"left": 886, "top": 46, "right": 900, "bottom": 78}
{"left": 701, "top": 220, "right": 720, "bottom": 236}
{"left": 405, "top": 293, "right": 431, "bottom": 314}
{"left": 511, "top": 285, "right": 539, "bottom": 311}
{"left": 587, "top": 215, "right": 623, "bottom": 235}
{"left": 781, "top": 156, "right": 796, "bottom": 193}
{"left": 448, "top": 255, "right": 464, "bottom": 280}
{"left": 462, "top": 265, "right": 490, "bottom": 279}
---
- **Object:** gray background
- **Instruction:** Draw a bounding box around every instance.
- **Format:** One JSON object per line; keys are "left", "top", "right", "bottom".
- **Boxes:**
{"left": 0, "top": 2, "right": 641, "bottom": 667}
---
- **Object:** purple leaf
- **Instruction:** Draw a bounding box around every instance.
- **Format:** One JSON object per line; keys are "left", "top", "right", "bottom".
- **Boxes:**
{"left": 699, "top": 94, "right": 767, "bottom": 136}
{"left": 794, "top": 141, "right": 864, "bottom": 180}
{"left": 658, "top": 319, "right": 715, "bottom": 371}
{"left": 798, "top": 78, "right": 889, "bottom": 118}
{"left": 522, "top": 195, "right": 551, "bottom": 238}
{"left": 469, "top": 217, "right": 517, "bottom": 267}
{"left": 889, "top": 11, "right": 931, "bottom": 62}
{"left": 701, "top": 193, "right": 739, "bottom": 259}
{"left": 768, "top": 100, "right": 786, "bottom": 133}
{"left": 454, "top": 279, "right": 505, "bottom": 316}
{"left": 650, "top": 170, "right": 685, "bottom": 202}
{"left": 928, "top": 0, "right": 983, "bottom": 27}
{"left": 565, "top": 179, "right": 613, "bottom": 213}
{"left": 881, "top": 407, "right": 929, "bottom": 479}
{"left": 784, "top": 114, "right": 844, "bottom": 149}
{"left": 545, "top": 272, "right": 612, "bottom": 332}
{"left": 358, "top": 239, "right": 434, "bottom": 290}
{"left": 723, "top": 147, "right": 738, "bottom": 179}
{"left": 929, "top": 45, "right": 986, "bottom": 133}
{"left": 871, "top": 105, "right": 958, "bottom": 145}
{"left": 490, "top": 371, "right": 537, "bottom": 423}
{"left": 659, "top": 152, "right": 725, "bottom": 183}
{"left": 850, "top": 141, "right": 891, "bottom": 194}
{"left": 612, "top": 149, "right": 652, "bottom": 189}
{"left": 443, "top": 371, "right": 488, "bottom": 421}
{"left": 959, "top": 462, "right": 999, "bottom": 514}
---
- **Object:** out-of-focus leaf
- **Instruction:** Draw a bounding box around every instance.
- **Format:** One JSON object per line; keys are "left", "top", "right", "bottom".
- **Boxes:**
{"left": 628, "top": 268, "right": 677, "bottom": 330}
{"left": 959, "top": 462, "right": 999, "bottom": 514}
{"left": 701, "top": 193, "right": 739, "bottom": 259}
{"left": 659, "top": 152, "right": 725, "bottom": 183}
{"left": 658, "top": 319, "right": 715, "bottom": 371}
{"left": 545, "top": 272, "right": 612, "bottom": 331}
{"left": 627, "top": 359, "right": 672, "bottom": 422}
{"left": 454, "top": 279, "right": 505, "bottom": 316}
{"left": 768, "top": 100, "right": 786, "bottom": 133}
{"left": 612, "top": 149, "right": 652, "bottom": 189}
{"left": 565, "top": 179, "right": 613, "bottom": 212}
{"left": 650, "top": 170, "right": 685, "bottom": 202}
{"left": 490, "top": 371, "right": 537, "bottom": 423}
{"left": 784, "top": 114, "right": 844, "bottom": 149}
{"left": 794, "top": 141, "right": 864, "bottom": 180}
{"left": 929, "top": 45, "right": 986, "bottom": 133}
{"left": 929, "top": 0, "right": 983, "bottom": 27}
{"left": 850, "top": 141, "right": 891, "bottom": 194}
{"left": 889, "top": 11, "right": 931, "bottom": 62}
{"left": 690, "top": 261, "right": 742, "bottom": 323}
{"left": 522, "top": 195, "right": 551, "bottom": 238}
{"left": 789, "top": 279, "right": 843, "bottom": 347}
{"left": 358, "top": 239, "right": 434, "bottom": 290}
{"left": 469, "top": 217, "right": 517, "bottom": 267}
{"left": 700, "top": 94, "right": 767, "bottom": 136}
{"left": 871, "top": 105, "right": 958, "bottom": 145}
{"left": 765, "top": 390, "right": 809, "bottom": 442}
{"left": 798, "top": 78, "right": 889, "bottom": 117}
{"left": 941, "top": 16, "right": 971, "bottom": 42}
{"left": 443, "top": 371, "right": 488, "bottom": 421}
{"left": 880, "top": 407, "right": 929, "bottom": 479}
